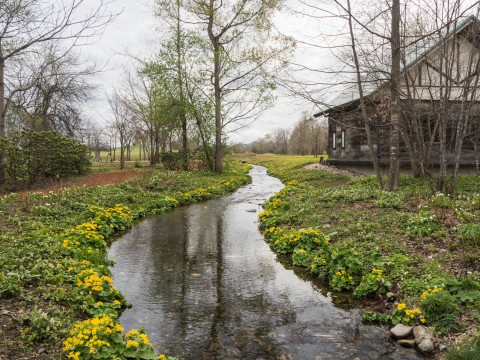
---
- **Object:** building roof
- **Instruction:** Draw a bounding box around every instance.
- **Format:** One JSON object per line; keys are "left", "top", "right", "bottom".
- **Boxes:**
{"left": 314, "top": 15, "right": 480, "bottom": 117}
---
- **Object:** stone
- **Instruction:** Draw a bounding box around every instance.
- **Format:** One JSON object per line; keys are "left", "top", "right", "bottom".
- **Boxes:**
{"left": 413, "top": 326, "right": 435, "bottom": 353}
{"left": 439, "top": 344, "right": 447, "bottom": 352}
{"left": 390, "top": 324, "right": 413, "bottom": 339}
{"left": 397, "top": 339, "right": 416, "bottom": 348}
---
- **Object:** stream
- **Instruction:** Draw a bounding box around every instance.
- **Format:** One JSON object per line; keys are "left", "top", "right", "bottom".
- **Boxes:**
{"left": 108, "top": 165, "right": 421, "bottom": 360}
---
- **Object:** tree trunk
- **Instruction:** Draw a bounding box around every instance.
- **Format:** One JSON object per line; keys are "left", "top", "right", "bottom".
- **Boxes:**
{"left": 0, "top": 56, "right": 5, "bottom": 185}
{"left": 346, "top": 0, "right": 383, "bottom": 189}
{"left": 213, "top": 47, "right": 223, "bottom": 174}
{"left": 175, "top": 0, "right": 189, "bottom": 171}
{"left": 386, "top": 0, "right": 401, "bottom": 191}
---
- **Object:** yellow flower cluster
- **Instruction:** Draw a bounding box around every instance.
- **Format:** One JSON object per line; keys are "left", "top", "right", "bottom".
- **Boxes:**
{"left": 270, "top": 198, "right": 282, "bottom": 209}
{"left": 405, "top": 308, "right": 422, "bottom": 318}
{"left": 194, "top": 188, "right": 209, "bottom": 197}
{"left": 420, "top": 287, "right": 443, "bottom": 301}
{"left": 76, "top": 269, "right": 113, "bottom": 292}
{"left": 370, "top": 268, "right": 383, "bottom": 282}
{"left": 404, "top": 308, "right": 424, "bottom": 323}
{"left": 167, "top": 197, "right": 179, "bottom": 206}
{"left": 61, "top": 203, "right": 168, "bottom": 359}
{"left": 264, "top": 227, "right": 280, "bottom": 235}
{"left": 125, "top": 328, "right": 152, "bottom": 348}
{"left": 396, "top": 303, "right": 426, "bottom": 324}
{"left": 258, "top": 209, "right": 274, "bottom": 221}
{"left": 62, "top": 223, "right": 106, "bottom": 251}
{"left": 63, "top": 314, "right": 122, "bottom": 355}
{"left": 335, "top": 269, "right": 353, "bottom": 280}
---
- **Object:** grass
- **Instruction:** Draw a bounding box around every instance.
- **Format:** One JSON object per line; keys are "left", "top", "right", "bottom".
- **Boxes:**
{"left": 445, "top": 332, "right": 480, "bottom": 360}
{"left": 0, "top": 159, "right": 251, "bottom": 359}
{"left": 245, "top": 154, "right": 480, "bottom": 355}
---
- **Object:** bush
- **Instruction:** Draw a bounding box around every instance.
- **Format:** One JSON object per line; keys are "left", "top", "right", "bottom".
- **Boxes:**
{"left": 0, "top": 130, "right": 90, "bottom": 184}
{"left": 420, "top": 288, "right": 462, "bottom": 333}
{"left": 160, "top": 151, "right": 184, "bottom": 170}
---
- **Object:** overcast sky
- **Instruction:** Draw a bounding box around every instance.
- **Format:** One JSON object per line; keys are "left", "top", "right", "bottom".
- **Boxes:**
{"left": 81, "top": 0, "right": 334, "bottom": 144}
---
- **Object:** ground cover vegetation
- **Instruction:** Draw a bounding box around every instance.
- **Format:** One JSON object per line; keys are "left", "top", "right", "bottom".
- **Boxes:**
{"left": 248, "top": 154, "right": 480, "bottom": 357}
{"left": 0, "top": 159, "right": 250, "bottom": 359}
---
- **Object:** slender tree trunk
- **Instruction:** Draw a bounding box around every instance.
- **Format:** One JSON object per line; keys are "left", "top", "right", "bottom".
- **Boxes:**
{"left": 194, "top": 110, "right": 214, "bottom": 171}
{"left": 474, "top": 136, "right": 479, "bottom": 175}
{"left": 176, "top": 0, "right": 189, "bottom": 171}
{"left": 386, "top": 0, "right": 401, "bottom": 191}
{"left": 206, "top": 0, "right": 223, "bottom": 174}
{"left": 0, "top": 55, "right": 5, "bottom": 185}
{"left": 346, "top": 0, "right": 383, "bottom": 189}
{"left": 213, "top": 47, "right": 223, "bottom": 174}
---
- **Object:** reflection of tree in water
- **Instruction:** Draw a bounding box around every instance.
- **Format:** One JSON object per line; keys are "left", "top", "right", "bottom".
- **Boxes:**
{"left": 143, "top": 199, "right": 292, "bottom": 359}
{"left": 112, "top": 166, "right": 420, "bottom": 360}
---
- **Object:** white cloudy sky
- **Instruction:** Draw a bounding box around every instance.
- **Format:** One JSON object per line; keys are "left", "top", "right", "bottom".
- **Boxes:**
{"left": 80, "top": 0, "right": 338, "bottom": 144}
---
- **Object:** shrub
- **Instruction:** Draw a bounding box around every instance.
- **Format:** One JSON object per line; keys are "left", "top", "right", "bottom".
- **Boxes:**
{"left": 353, "top": 268, "right": 391, "bottom": 298}
{"left": 420, "top": 288, "right": 462, "bottom": 333}
{"left": 160, "top": 151, "right": 184, "bottom": 171}
{"left": 0, "top": 130, "right": 90, "bottom": 184}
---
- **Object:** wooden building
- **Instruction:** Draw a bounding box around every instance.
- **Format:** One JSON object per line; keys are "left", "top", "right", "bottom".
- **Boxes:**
{"left": 314, "top": 16, "right": 480, "bottom": 173}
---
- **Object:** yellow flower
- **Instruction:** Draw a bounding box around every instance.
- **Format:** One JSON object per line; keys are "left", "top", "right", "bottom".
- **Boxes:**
{"left": 68, "top": 351, "right": 81, "bottom": 360}
{"left": 397, "top": 303, "right": 406, "bottom": 311}
{"left": 126, "top": 340, "right": 140, "bottom": 348}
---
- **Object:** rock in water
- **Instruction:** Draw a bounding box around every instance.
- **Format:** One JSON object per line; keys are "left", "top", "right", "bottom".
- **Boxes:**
{"left": 413, "top": 326, "right": 435, "bottom": 353}
{"left": 390, "top": 324, "right": 413, "bottom": 339}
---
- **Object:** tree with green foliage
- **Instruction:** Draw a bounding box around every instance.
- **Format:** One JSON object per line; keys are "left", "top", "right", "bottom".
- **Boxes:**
{"left": 154, "top": 0, "right": 191, "bottom": 171}
{"left": 183, "top": 0, "right": 293, "bottom": 173}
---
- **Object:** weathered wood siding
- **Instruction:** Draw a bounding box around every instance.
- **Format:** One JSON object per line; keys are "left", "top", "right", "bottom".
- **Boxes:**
{"left": 327, "top": 101, "right": 480, "bottom": 166}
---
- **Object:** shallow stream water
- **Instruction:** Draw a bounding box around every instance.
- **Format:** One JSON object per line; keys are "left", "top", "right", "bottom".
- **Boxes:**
{"left": 108, "top": 165, "right": 421, "bottom": 360}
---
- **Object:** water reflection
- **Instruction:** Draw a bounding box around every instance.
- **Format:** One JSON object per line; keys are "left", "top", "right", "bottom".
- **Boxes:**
{"left": 109, "top": 166, "right": 420, "bottom": 360}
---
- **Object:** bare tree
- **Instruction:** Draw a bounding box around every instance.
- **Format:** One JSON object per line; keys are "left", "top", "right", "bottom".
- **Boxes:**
{"left": 0, "top": 0, "right": 115, "bottom": 183}
{"left": 6, "top": 43, "right": 97, "bottom": 136}
{"left": 273, "top": 128, "right": 289, "bottom": 155}
{"left": 309, "top": 119, "right": 328, "bottom": 157}
{"left": 108, "top": 89, "right": 136, "bottom": 170}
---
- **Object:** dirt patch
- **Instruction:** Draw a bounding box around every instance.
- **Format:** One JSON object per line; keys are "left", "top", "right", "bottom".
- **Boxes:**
{"left": 13, "top": 169, "right": 147, "bottom": 198}
{"left": 303, "top": 162, "right": 363, "bottom": 178}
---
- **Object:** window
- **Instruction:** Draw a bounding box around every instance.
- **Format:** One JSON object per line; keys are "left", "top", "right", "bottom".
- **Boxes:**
{"left": 332, "top": 132, "right": 336, "bottom": 150}
{"left": 341, "top": 130, "right": 346, "bottom": 149}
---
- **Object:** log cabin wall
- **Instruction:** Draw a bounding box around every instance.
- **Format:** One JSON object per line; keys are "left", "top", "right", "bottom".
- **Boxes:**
{"left": 327, "top": 100, "right": 480, "bottom": 166}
